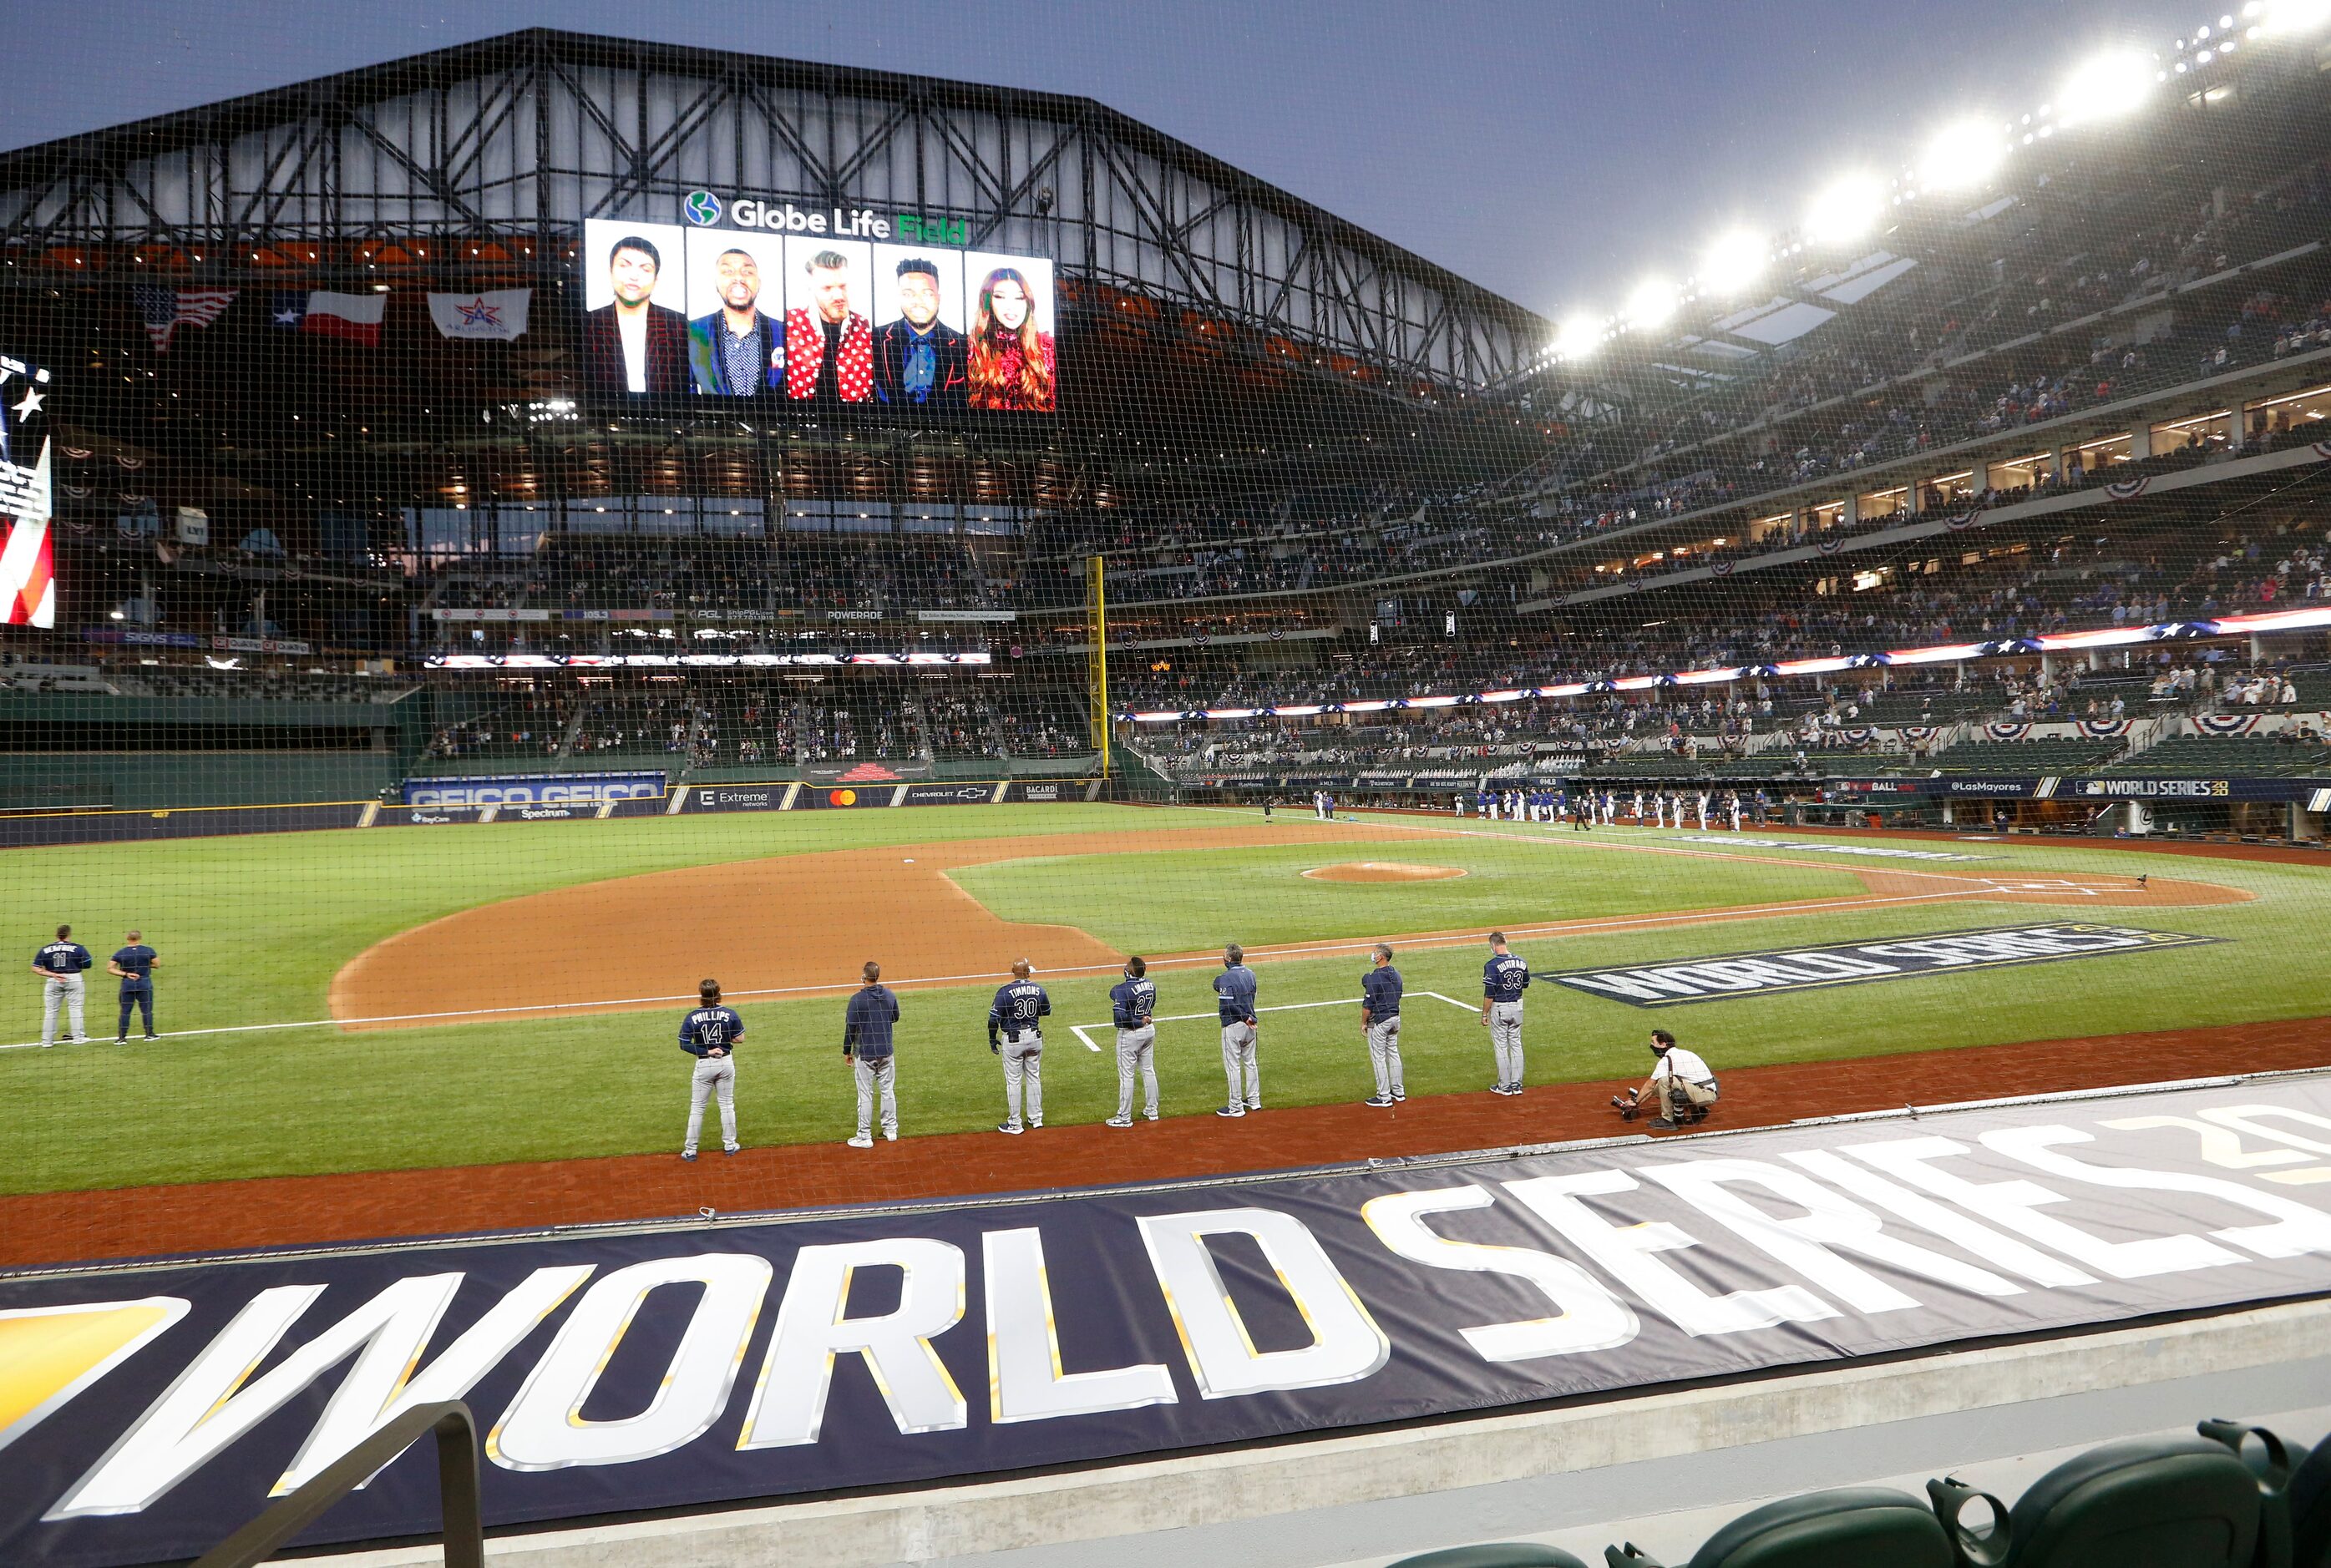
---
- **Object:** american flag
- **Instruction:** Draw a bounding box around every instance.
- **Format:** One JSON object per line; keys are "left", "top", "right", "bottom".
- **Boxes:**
{"left": 134, "top": 286, "right": 237, "bottom": 352}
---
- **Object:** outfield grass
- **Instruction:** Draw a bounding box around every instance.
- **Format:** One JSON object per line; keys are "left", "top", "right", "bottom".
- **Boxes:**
{"left": 3, "top": 807, "right": 2324, "bottom": 1195}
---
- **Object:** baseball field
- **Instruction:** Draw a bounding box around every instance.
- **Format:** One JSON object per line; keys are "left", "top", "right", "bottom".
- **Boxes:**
{"left": 5, "top": 800, "right": 2327, "bottom": 1230}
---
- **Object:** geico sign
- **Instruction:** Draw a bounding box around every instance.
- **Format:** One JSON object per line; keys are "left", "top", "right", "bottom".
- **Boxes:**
{"left": 406, "top": 781, "right": 660, "bottom": 807}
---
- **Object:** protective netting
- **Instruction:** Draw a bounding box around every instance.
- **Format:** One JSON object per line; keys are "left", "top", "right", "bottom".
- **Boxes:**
{"left": 0, "top": 28, "right": 2328, "bottom": 1276}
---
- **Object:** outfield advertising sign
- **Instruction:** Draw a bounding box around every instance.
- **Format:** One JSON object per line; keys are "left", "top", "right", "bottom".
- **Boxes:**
{"left": 1548, "top": 923, "right": 2218, "bottom": 1008}
{"left": 399, "top": 773, "right": 666, "bottom": 808}
{"left": 4, "top": 1078, "right": 2330, "bottom": 1565}
{"left": 902, "top": 781, "right": 1002, "bottom": 806}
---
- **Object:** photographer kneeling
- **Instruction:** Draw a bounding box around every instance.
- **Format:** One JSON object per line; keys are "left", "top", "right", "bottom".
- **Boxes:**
{"left": 1614, "top": 1029, "right": 1720, "bottom": 1130}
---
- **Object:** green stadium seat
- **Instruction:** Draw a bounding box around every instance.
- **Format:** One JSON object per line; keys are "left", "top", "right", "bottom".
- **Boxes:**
{"left": 1386, "top": 1547, "right": 1590, "bottom": 1567}
{"left": 1599, "top": 1487, "right": 1952, "bottom": 1566}
{"left": 1928, "top": 1421, "right": 2294, "bottom": 1568}
{"left": 2291, "top": 1435, "right": 2331, "bottom": 1568}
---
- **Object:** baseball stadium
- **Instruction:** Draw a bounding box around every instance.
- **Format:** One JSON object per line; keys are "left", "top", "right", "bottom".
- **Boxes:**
{"left": 4, "top": 19, "right": 2331, "bottom": 1568}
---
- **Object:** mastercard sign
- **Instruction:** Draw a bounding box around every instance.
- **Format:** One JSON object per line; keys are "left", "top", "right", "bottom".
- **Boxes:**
{"left": 829, "top": 788, "right": 857, "bottom": 807}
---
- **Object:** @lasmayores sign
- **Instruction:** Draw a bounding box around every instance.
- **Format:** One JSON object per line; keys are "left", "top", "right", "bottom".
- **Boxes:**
{"left": 1548, "top": 923, "right": 2217, "bottom": 1008}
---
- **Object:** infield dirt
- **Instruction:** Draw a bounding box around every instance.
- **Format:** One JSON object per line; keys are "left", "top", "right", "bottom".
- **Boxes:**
{"left": 329, "top": 821, "right": 2252, "bottom": 1028}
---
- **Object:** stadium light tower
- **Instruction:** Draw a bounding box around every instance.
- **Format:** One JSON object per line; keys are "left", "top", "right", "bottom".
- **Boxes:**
{"left": 1804, "top": 175, "right": 1884, "bottom": 245}
{"left": 2056, "top": 50, "right": 2153, "bottom": 124}
{"left": 1624, "top": 278, "right": 1679, "bottom": 331}
{"left": 1919, "top": 119, "right": 2009, "bottom": 193}
{"left": 1553, "top": 314, "right": 1604, "bottom": 361}
{"left": 1699, "top": 230, "right": 1766, "bottom": 296}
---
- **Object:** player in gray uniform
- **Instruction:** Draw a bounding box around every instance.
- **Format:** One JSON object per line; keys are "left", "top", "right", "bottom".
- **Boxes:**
{"left": 1360, "top": 943, "right": 1404, "bottom": 1107}
{"left": 1105, "top": 956, "right": 1159, "bottom": 1127}
{"left": 987, "top": 958, "right": 1050, "bottom": 1135}
{"left": 1479, "top": 931, "right": 1531, "bottom": 1095}
{"left": 676, "top": 978, "right": 744, "bottom": 1160}
{"left": 1214, "top": 943, "right": 1260, "bottom": 1116}
{"left": 33, "top": 924, "right": 92, "bottom": 1047}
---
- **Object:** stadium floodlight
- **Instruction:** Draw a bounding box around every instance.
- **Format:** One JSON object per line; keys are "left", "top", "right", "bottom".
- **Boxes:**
{"left": 1699, "top": 230, "right": 1766, "bottom": 295}
{"left": 2055, "top": 50, "right": 2154, "bottom": 124}
{"left": 2261, "top": 0, "right": 2331, "bottom": 32}
{"left": 1919, "top": 119, "right": 2009, "bottom": 193}
{"left": 1803, "top": 175, "right": 1884, "bottom": 245}
{"left": 1553, "top": 314, "right": 1604, "bottom": 360}
{"left": 1624, "top": 277, "right": 1679, "bottom": 331}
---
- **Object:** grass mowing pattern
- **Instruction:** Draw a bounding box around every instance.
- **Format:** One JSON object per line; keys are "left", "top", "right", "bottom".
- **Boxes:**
{"left": 3, "top": 807, "right": 2323, "bottom": 1193}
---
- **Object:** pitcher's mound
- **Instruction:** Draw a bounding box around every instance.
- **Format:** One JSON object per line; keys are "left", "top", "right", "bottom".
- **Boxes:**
{"left": 1302, "top": 861, "right": 1469, "bottom": 883}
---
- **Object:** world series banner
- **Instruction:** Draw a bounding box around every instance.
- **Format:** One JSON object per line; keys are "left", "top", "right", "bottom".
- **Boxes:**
{"left": 5, "top": 1077, "right": 2331, "bottom": 1565}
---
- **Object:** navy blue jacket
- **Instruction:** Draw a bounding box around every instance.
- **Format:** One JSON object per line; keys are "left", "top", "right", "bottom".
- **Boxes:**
{"left": 114, "top": 945, "right": 159, "bottom": 989}
{"left": 989, "top": 980, "right": 1051, "bottom": 1041}
{"left": 34, "top": 942, "right": 92, "bottom": 974}
{"left": 1483, "top": 953, "right": 1530, "bottom": 1004}
{"left": 679, "top": 1004, "right": 744, "bottom": 1058}
{"left": 1362, "top": 964, "right": 1403, "bottom": 1019}
{"left": 844, "top": 985, "right": 900, "bottom": 1059}
{"left": 1110, "top": 976, "right": 1157, "bottom": 1029}
{"left": 1214, "top": 964, "right": 1259, "bottom": 1024}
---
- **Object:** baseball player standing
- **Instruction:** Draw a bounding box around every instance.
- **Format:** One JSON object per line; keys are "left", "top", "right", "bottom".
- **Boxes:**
{"left": 1360, "top": 943, "right": 1405, "bottom": 1107}
{"left": 1479, "top": 931, "right": 1530, "bottom": 1095}
{"left": 987, "top": 958, "right": 1050, "bottom": 1135}
{"left": 33, "top": 924, "right": 92, "bottom": 1047}
{"left": 843, "top": 959, "right": 901, "bottom": 1147}
{"left": 677, "top": 978, "right": 743, "bottom": 1160}
{"left": 109, "top": 930, "right": 159, "bottom": 1043}
{"left": 1105, "top": 955, "right": 1159, "bottom": 1127}
{"left": 1214, "top": 943, "right": 1260, "bottom": 1116}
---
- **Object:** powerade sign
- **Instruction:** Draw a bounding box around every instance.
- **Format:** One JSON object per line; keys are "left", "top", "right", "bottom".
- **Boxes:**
{"left": 8, "top": 1078, "right": 2331, "bottom": 1565}
{"left": 400, "top": 773, "right": 664, "bottom": 808}
{"left": 1549, "top": 923, "right": 2217, "bottom": 1008}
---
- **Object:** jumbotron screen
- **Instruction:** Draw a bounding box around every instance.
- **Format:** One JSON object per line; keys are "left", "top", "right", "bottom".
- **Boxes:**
{"left": 580, "top": 207, "right": 1057, "bottom": 414}
{"left": 0, "top": 349, "right": 54, "bottom": 628}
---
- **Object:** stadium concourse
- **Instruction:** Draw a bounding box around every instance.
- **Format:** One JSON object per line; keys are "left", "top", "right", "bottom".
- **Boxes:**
{"left": 4, "top": 17, "right": 2331, "bottom": 1568}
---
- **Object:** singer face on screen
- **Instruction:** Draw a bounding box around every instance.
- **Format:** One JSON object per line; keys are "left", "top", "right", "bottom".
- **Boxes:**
{"left": 783, "top": 250, "right": 874, "bottom": 403}
{"left": 585, "top": 235, "right": 689, "bottom": 395}
{"left": 688, "top": 247, "right": 783, "bottom": 396}
{"left": 874, "top": 258, "right": 968, "bottom": 409}
{"left": 967, "top": 266, "right": 1055, "bottom": 412}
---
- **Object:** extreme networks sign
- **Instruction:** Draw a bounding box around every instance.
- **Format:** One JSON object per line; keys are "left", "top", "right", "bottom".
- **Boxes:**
{"left": 400, "top": 772, "right": 664, "bottom": 808}
{"left": 7, "top": 1078, "right": 2331, "bottom": 1565}
{"left": 1549, "top": 923, "right": 2216, "bottom": 1008}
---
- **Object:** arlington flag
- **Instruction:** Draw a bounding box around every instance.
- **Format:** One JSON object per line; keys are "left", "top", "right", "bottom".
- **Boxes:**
{"left": 427, "top": 290, "right": 531, "bottom": 341}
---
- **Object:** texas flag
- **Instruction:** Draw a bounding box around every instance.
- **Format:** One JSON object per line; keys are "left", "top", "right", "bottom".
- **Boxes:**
{"left": 270, "top": 291, "right": 386, "bottom": 346}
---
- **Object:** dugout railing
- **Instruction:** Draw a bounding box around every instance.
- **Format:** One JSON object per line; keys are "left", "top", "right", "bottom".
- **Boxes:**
{"left": 190, "top": 1401, "right": 482, "bottom": 1568}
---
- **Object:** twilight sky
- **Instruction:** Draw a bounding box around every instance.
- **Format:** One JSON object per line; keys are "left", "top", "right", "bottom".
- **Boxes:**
{"left": 3, "top": 1, "right": 2222, "bottom": 318}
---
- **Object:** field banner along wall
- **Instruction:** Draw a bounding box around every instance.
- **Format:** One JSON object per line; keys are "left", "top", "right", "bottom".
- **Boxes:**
{"left": 6, "top": 1075, "right": 2331, "bottom": 1565}
{"left": 398, "top": 772, "right": 667, "bottom": 807}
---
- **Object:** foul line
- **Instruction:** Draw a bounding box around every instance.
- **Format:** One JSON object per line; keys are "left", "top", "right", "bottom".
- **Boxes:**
{"left": 0, "top": 888, "right": 2005, "bottom": 1055}
{"left": 1062, "top": 989, "right": 1476, "bottom": 1052}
